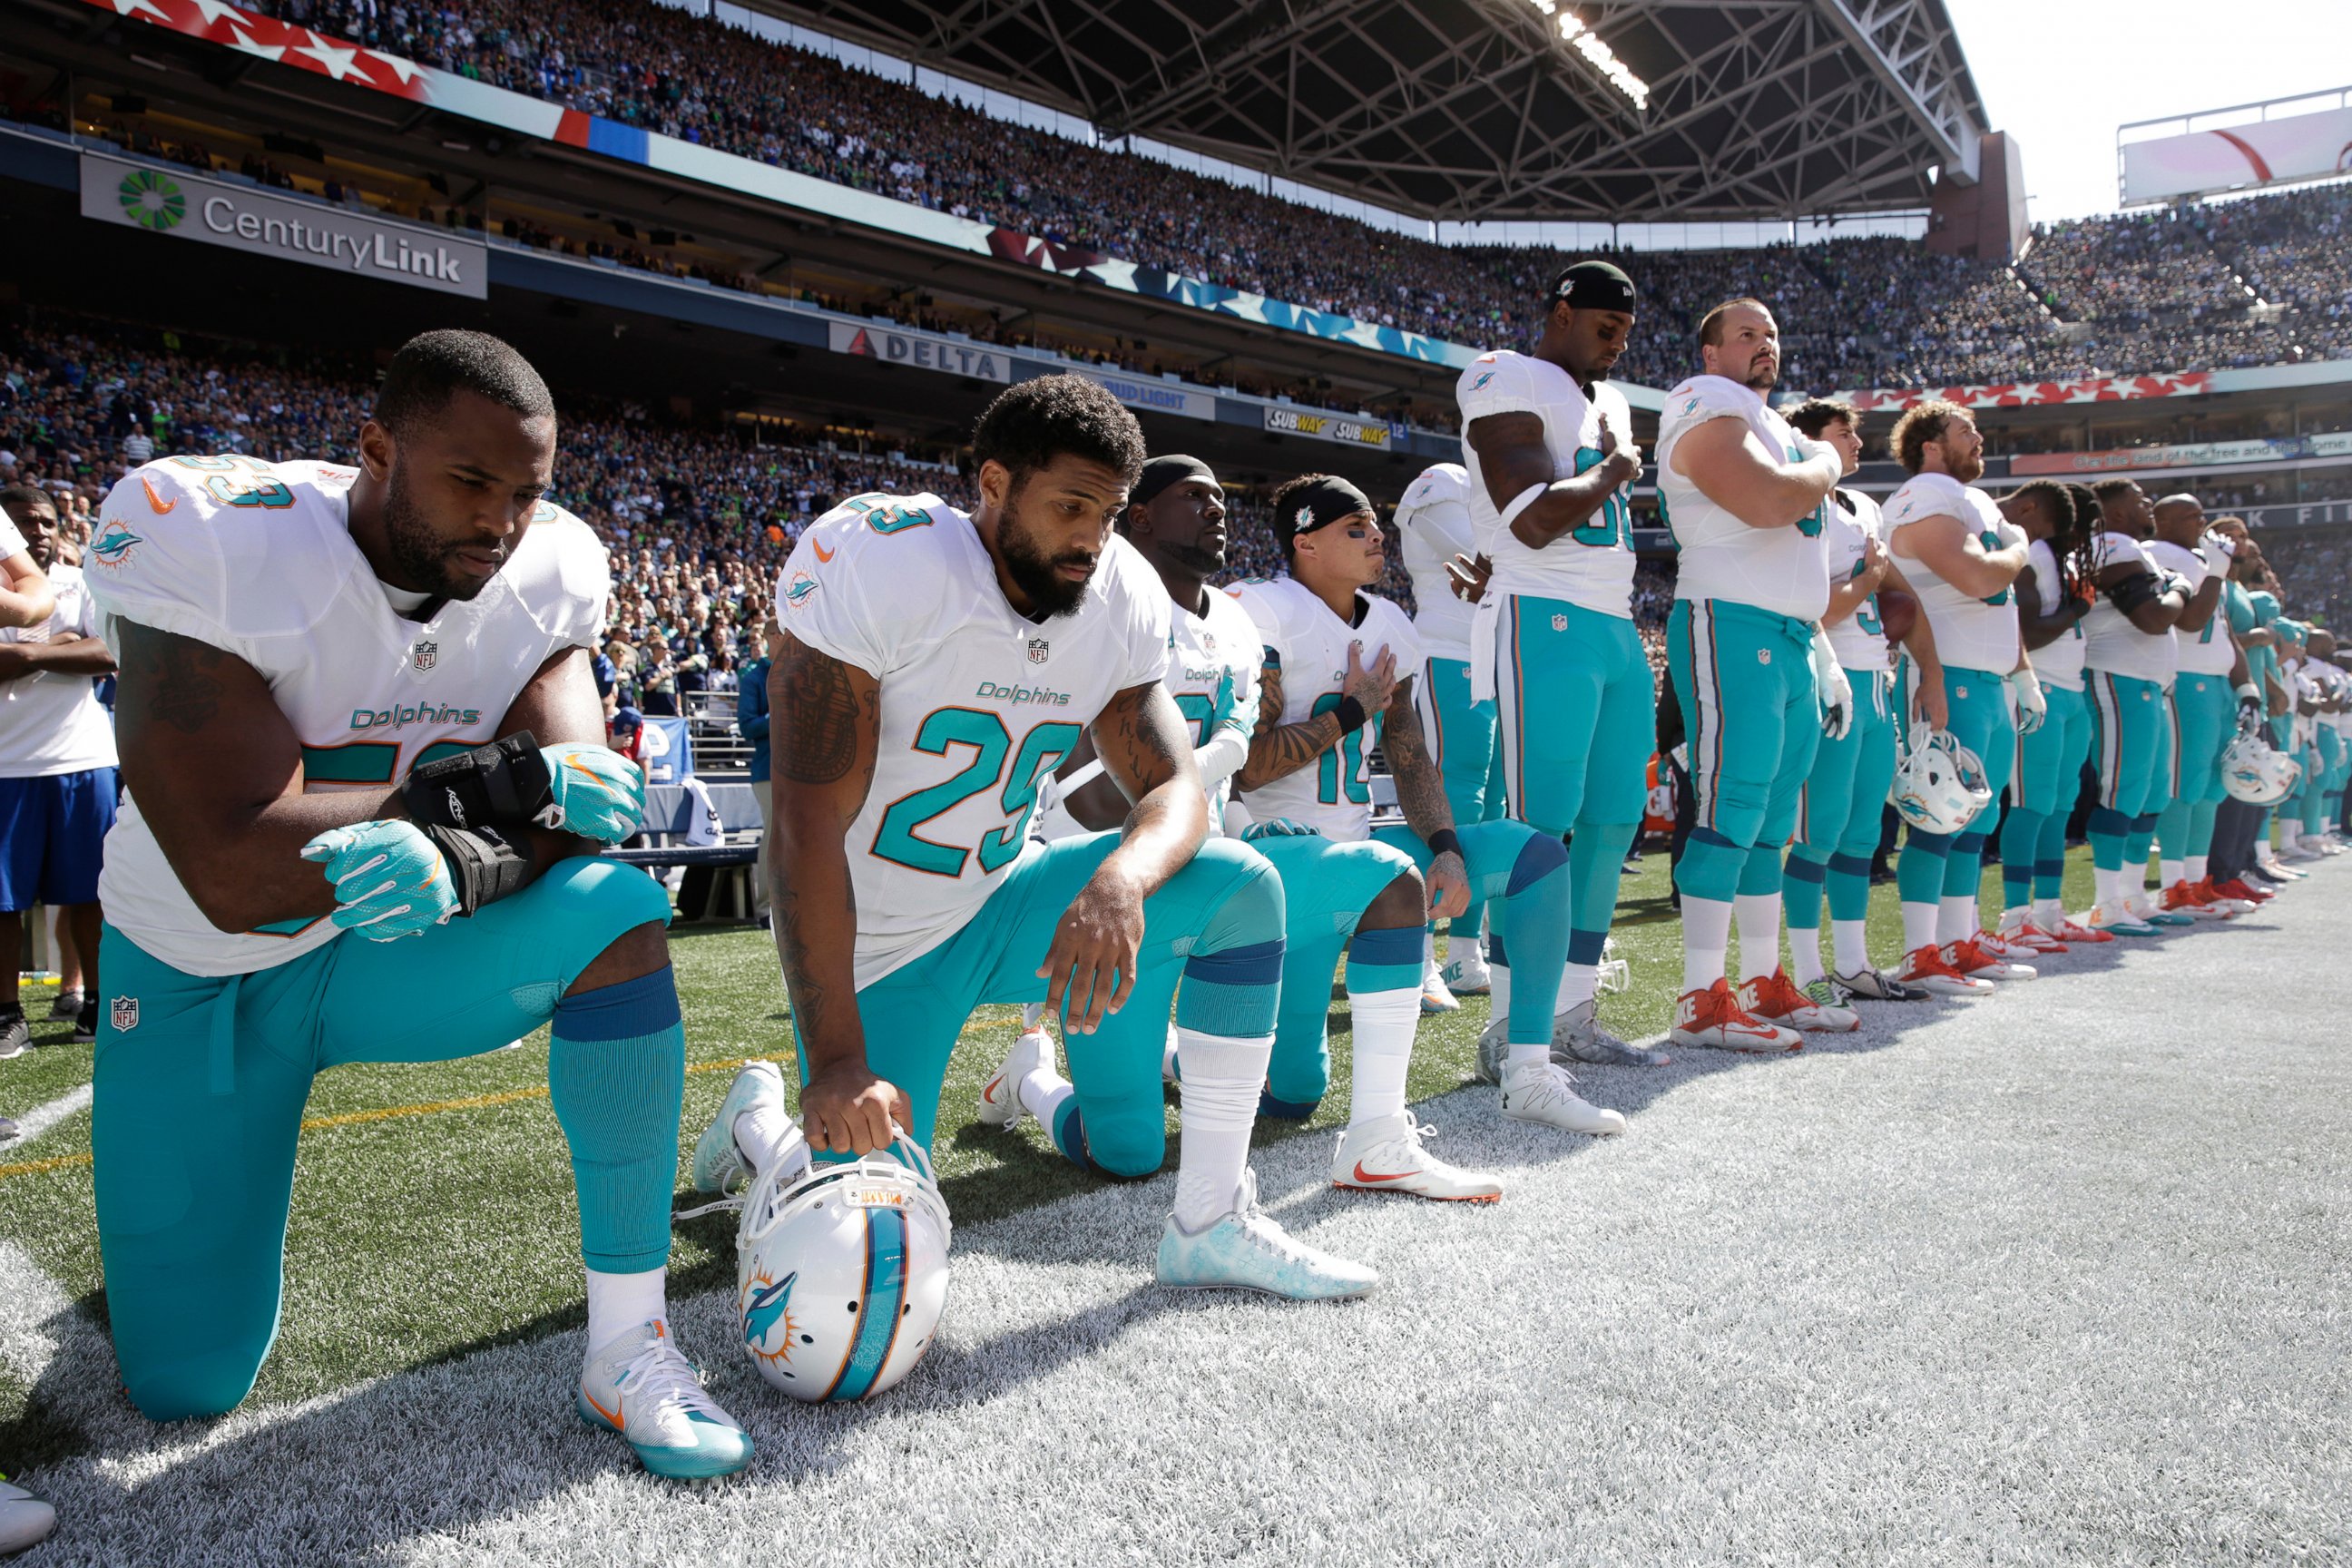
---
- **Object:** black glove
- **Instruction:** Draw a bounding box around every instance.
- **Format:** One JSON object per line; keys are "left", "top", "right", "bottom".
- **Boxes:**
{"left": 417, "top": 822, "right": 537, "bottom": 915}
{"left": 400, "top": 732, "right": 553, "bottom": 833}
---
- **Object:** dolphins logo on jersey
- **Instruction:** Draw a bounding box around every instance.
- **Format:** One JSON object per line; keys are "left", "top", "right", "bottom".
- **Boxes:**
{"left": 91, "top": 524, "right": 144, "bottom": 569}
{"left": 784, "top": 572, "right": 819, "bottom": 610}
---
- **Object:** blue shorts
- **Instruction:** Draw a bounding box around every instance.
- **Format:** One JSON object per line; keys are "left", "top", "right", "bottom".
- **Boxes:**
{"left": 0, "top": 767, "right": 118, "bottom": 911}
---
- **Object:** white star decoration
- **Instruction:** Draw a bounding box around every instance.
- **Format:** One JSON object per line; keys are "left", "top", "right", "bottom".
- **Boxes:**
{"left": 109, "top": 0, "right": 174, "bottom": 23}
{"left": 184, "top": 0, "right": 252, "bottom": 25}
{"left": 291, "top": 31, "right": 370, "bottom": 81}
{"left": 368, "top": 51, "right": 419, "bottom": 85}
{"left": 226, "top": 24, "right": 283, "bottom": 60}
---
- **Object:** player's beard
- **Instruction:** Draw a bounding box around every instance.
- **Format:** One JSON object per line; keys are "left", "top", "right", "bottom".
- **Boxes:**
{"left": 1947, "top": 445, "right": 1985, "bottom": 484}
{"left": 1743, "top": 350, "right": 1777, "bottom": 392}
{"left": 383, "top": 462, "right": 499, "bottom": 602}
{"left": 999, "top": 505, "right": 1096, "bottom": 619}
{"left": 1161, "top": 537, "right": 1224, "bottom": 575}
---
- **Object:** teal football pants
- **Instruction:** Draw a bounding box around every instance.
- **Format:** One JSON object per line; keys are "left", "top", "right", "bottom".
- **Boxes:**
{"left": 1787, "top": 666, "right": 1896, "bottom": 933}
{"left": 93, "top": 856, "right": 678, "bottom": 1422}
{"left": 1495, "top": 595, "right": 1652, "bottom": 965}
{"left": 830, "top": 833, "right": 1282, "bottom": 1177}
{"left": 1251, "top": 822, "right": 1570, "bottom": 1113}
{"left": 2000, "top": 682, "right": 2091, "bottom": 908}
{"left": 2087, "top": 669, "right": 2173, "bottom": 876}
{"left": 2154, "top": 672, "right": 2234, "bottom": 875}
{"left": 1413, "top": 655, "right": 1506, "bottom": 945}
{"left": 1894, "top": 660, "right": 2015, "bottom": 909}
{"left": 1668, "top": 599, "right": 1822, "bottom": 905}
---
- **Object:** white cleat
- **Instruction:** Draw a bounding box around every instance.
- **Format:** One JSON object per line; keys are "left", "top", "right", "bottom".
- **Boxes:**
{"left": 578, "top": 1319, "right": 754, "bottom": 1480}
{"left": 1331, "top": 1111, "right": 1503, "bottom": 1202}
{"left": 979, "top": 1026, "right": 1053, "bottom": 1130}
{"left": 1438, "top": 940, "right": 1492, "bottom": 995}
{"left": 691, "top": 1061, "right": 790, "bottom": 1196}
{"left": 1738, "top": 968, "right": 1861, "bottom": 1033}
{"left": 0, "top": 1479, "right": 54, "bottom": 1555}
{"left": 1894, "top": 943, "right": 1997, "bottom": 996}
{"left": 1945, "top": 936, "right": 2036, "bottom": 982}
{"left": 1501, "top": 1059, "right": 1626, "bottom": 1136}
{"left": 1419, "top": 953, "right": 1460, "bottom": 1014}
{"left": 1157, "top": 1169, "right": 1377, "bottom": 1299}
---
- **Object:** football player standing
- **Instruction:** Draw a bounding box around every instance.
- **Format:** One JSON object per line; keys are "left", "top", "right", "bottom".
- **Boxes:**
{"left": 1878, "top": 402, "right": 2039, "bottom": 993}
{"left": 82, "top": 333, "right": 750, "bottom": 1477}
{"left": 2078, "top": 478, "right": 2194, "bottom": 934}
{"left": 1455, "top": 260, "right": 1670, "bottom": 1065}
{"left": 2144, "top": 494, "right": 2260, "bottom": 915}
{"left": 709, "top": 378, "right": 1376, "bottom": 1302}
{"left": 1655, "top": 299, "right": 1847, "bottom": 1050}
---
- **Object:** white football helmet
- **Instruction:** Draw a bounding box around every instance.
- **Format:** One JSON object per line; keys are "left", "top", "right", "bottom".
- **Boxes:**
{"left": 1888, "top": 722, "right": 1993, "bottom": 834}
{"left": 734, "top": 1131, "right": 952, "bottom": 1403}
{"left": 2220, "top": 729, "right": 2301, "bottom": 805}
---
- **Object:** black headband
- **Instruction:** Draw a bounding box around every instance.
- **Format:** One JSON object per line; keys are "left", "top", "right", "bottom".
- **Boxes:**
{"left": 1131, "top": 454, "right": 1219, "bottom": 508}
{"left": 1274, "top": 476, "right": 1374, "bottom": 552}
{"left": 1549, "top": 260, "right": 1638, "bottom": 316}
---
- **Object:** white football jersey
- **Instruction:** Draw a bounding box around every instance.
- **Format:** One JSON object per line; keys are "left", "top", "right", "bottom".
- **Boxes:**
{"left": 85, "top": 455, "right": 610, "bottom": 977}
{"left": 1883, "top": 474, "right": 2022, "bottom": 676}
{"left": 0, "top": 511, "right": 24, "bottom": 558}
{"left": 2024, "top": 538, "right": 2088, "bottom": 692}
{"left": 1230, "top": 577, "right": 1422, "bottom": 843}
{"left": 1819, "top": 489, "right": 1891, "bottom": 674}
{"left": 0, "top": 563, "right": 118, "bottom": 778}
{"left": 1396, "top": 463, "right": 1478, "bottom": 662}
{"left": 1034, "top": 583, "right": 1259, "bottom": 840}
{"left": 779, "top": 493, "right": 1171, "bottom": 988}
{"left": 2147, "top": 538, "right": 2233, "bottom": 677}
{"left": 1656, "top": 375, "right": 1830, "bottom": 621}
{"left": 1455, "top": 351, "right": 1638, "bottom": 617}
{"left": 2082, "top": 532, "right": 2177, "bottom": 686}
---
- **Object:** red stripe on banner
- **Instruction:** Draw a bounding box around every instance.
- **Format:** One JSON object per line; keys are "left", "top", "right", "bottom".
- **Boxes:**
{"left": 2209, "top": 130, "right": 2275, "bottom": 184}
{"left": 554, "top": 110, "right": 593, "bottom": 149}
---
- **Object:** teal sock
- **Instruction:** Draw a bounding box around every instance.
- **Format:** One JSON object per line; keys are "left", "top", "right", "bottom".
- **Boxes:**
{"left": 1825, "top": 850, "right": 1873, "bottom": 923}
{"left": 2125, "top": 813, "right": 2159, "bottom": 885}
{"left": 1999, "top": 807, "right": 2044, "bottom": 909}
{"left": 2155, "top": 799, "right": 2191, "bottom": 875}
{"left": 1736, "top": 842, "right": 1785, "bottom": 898}
{"left": 2088, "top": 805, "right": 2130, "bottom": 874}
{"left": 1675, "top": 828, "right": 1745, "bottom": 905}
{"left": 1568, "top": 821, "right": 1636, "bottom": 936}
{"left": 1784, "top": 848, "right": 1829, "bottom": 934}
{"left": 2034, "top": 809, "right": 2070, "bottom": 903}
{"left": 549, "top": 969, "right": 686, "bottom": 1275}
{"left": 1497, "top": 834, "right": 1572, "bottom": 1044}
{"left": 2187, "top": 799, "right": 2219, "bottom": 859}
{"left": 1897, "top": 829, "right": 1952, "bottom": 905}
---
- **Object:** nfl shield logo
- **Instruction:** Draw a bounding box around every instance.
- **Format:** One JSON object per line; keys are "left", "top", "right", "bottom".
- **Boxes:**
{"left": 412, "top": 641, "right": 438, "bottom": 672}
{"left": 1759, "top": 649, "right": 1772, "bottom": 665}
{"left": 1955, "top": 683, "right": 1968, "bottom": 699}
{"left": 112, "top": 995, "right": 139, "bottom": 1033}
{"left": 1027, "top": 638, "right": 1050, "bottom": 665}
{"left": 1551, "top": 613, "right": 1568, "bottom": 632}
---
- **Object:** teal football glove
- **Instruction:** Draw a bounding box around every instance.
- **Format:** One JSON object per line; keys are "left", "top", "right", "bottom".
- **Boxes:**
{"left": 1240, "top": 817, "right": 1321, "bottom": 842}
{"left": 542, "top": 742, "right": 646, "bottom": 843}
{"left": 300, "top": 821, "right": 458, "bottom": 940}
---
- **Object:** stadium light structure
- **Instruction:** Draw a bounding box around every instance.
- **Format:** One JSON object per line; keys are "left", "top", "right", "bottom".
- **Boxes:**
{"left": 1519, "top": 0, "right": 1650, "bottom": 112}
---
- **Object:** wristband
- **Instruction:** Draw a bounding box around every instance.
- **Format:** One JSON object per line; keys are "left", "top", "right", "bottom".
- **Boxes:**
{"left": 401, "top": 732, "right": 553, "bottom": 832}
{"left": 2236, "top": 682, "right": 2260, "bottom": 704}
{"left": 1334, "top": 695, "right": 1368, "bottom": 734}
{"left": 418, "top": 822, "right": 536, "bottom": 914}
{"left": 1425, "top": 828, "right": 1463, "bottom": 859}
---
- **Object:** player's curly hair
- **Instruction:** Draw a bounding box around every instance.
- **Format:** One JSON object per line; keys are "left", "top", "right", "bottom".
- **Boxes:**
{"left": 1886, "top": 399, "right": 1970, "bottom": 475}
{"left": 375, "top": 329, "right": 554, "bottom": 438}
{"left": 2010, "top": 479, "right": 2094, "bottom": 601}
{"left": 1787, "top": 398, "right": 1859, "bottom": 438}
{"left": 970, "top": 375, "right": 1145, "bottom": 495}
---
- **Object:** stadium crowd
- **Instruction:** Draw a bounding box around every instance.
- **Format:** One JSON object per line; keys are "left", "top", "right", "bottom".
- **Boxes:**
{"left": 221, "top": 0, "right": 2352, "bottom": 388}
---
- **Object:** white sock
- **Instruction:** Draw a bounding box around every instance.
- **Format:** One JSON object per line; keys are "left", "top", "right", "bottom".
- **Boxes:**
{"left": 2092, "top": 865, "right": 2120, "bottom": 906}
{"left": 1171, "top": 1028, "right": 1268, "bottom": 1231}
{"left": 2186, "top": 854, "right": 2208, "bottom": 883}
{"left": 1506, "top": 1041, "right": 1550, "bottom": 1074}
{"left": 584, "top": 1266, "right": 667, "bottom": 1353}
{"left": 1161, "top": 1025, "right": 1180, "bottom": 1083}
{"left": 1831, "top": 918, "right": 1870, "bottom": 975}
{"left": 1488, "top": 957, "right": 1512, "bottom": 1023}
{"left": 1345, "top": 986, "right": 1418, "bottom": 1130}
{"left": 1937, "top": 894, "right": 1975, "bottom": 946}
{"left": 1787, "top": 925, "right": 1825, "bottom": 986}
{"left": 733, "top": 1103, "right": 800, "bottom": 1175}
{"left": 1900, "top": 900, "right": 1940, "bottom": 956}
{"left": 1020, "top": 1054, "right": 1073, "bottom": 1126}
{"left": 1681, "top": 897, "right": 1732, "bottom": 993}
{"left": 2160, "top": 858, "right": 2184, "bottom": 890}
{"left": 1556, "top": 960, "right": 1599, "bottom": 1014}
{"left": 2034, "top": 896, "right": 2064, "bottom": 926}
{"left": 1734, "top": 892, "right": 1781, "bottom": 982}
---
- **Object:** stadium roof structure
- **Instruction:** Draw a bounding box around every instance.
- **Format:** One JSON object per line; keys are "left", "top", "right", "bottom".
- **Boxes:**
{"left": 755, "top": 0, "right": 1991, "bottom": 222}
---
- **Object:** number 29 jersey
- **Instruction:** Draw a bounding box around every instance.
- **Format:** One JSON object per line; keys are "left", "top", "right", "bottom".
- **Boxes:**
{"left": 778, "top": 494, "right": 1171, "bottom": 987}
{"left": 1228, "top": 577, "right": 1421, "bottom": 844}
{"left": 1455, "top": 349, "right": 1637, "bottom": 618}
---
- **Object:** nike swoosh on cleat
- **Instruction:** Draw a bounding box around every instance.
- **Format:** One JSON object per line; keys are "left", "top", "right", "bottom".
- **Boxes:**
{"left": 584, "top": 1391, "right": 623, "bottom": 1428}
{"left": 1349, "top": 1162, "right": 1416, "bottom": 1184}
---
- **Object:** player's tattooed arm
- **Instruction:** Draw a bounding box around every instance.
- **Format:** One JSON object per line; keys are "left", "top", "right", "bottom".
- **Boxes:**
{"left": 767, "top": 633, "right": 906, "bottom": 1155}
{"left": 1379, "top": 679, "right": 1470, "bottom": 920}
{"left": 115, "top": 620, "right": 407, "bottom": 932}
{"left": 1045, "top": 728, "right": 1131, "bottom": 834}
{"left": 1465, "top": 410, "right": 1631, "bottom": 549}
{"left": 2013, "top": 558, "right": 2082, "bottom": 651}
{"left": 1236, "top": 642, "right": 1396, "bottom": 792}
{"left": 1047, "top": 682, "right": 1210, "bottom": 1034}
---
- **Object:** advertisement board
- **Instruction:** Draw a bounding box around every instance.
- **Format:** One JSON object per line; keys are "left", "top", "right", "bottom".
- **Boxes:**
{"left": 1262, "top": 406, "right": 1393, "bottom": 450}
{"left": 2122, "top": 103, "right": 2352, "bottom": 204}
